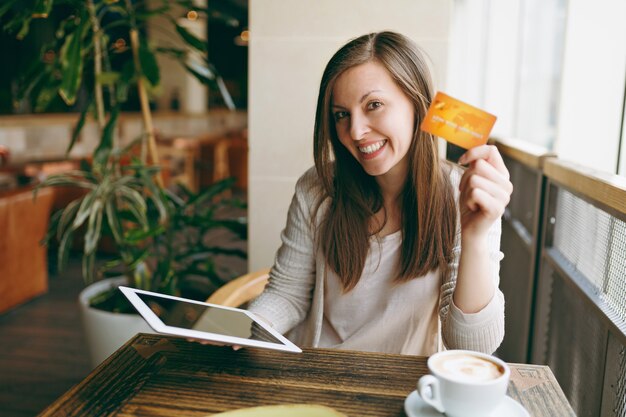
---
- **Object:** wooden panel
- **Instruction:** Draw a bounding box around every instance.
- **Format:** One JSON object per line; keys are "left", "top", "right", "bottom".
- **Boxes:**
{"left": 492, "top": 136, "right": 556, "bottom": 170}
{"left": 544, "top": 158, "right": 626, "bottom": 216}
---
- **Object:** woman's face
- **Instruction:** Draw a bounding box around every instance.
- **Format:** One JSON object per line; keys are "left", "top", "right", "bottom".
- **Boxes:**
{"left": 331, "top": 61, "right": 415, "bottom": 182}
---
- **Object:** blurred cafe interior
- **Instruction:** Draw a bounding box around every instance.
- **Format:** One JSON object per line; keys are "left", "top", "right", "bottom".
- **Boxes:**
{"left": 0, "top": 1, "right": 625, "bottom": 416}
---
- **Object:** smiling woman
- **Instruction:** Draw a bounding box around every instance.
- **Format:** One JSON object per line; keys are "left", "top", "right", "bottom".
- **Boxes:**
{"left": 246, "top": 31, "right": 512, "bottom": 356}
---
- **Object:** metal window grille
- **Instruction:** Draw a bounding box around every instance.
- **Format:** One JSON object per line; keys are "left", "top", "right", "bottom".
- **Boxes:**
{"left": 606, "top": 219, "right": 626, "bottom": 328}
{"left": 552, "top": 188, "right": 626, "bottom": 325}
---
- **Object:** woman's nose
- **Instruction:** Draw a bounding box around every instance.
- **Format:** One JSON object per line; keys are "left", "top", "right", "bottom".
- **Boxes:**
{"left": 349, "top": 113, "right": 370, "bottom": 141}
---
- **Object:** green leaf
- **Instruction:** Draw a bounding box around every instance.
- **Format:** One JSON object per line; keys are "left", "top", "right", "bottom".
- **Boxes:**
{"left": 117, "top": 185, "right": 148, "bottom": 229}
{"left": 138, "top": 41, "right": 160, "bottom": 87}
{"left": 67, "top": 102, "right": 91, "bottom": 155}
{"left": 32, "top": 0, "right": 54, "bottom": 18}
{"left": 101, "top": 19, "right": 130, "bottom": 32}
{"left": 110, "top": 175, "right": 137, "bottom": 189}
{"left": 16, "top": 15, "right": 33, "bottom": 39}
{"left": 175, "top": 0, "right": 241, "bottom": 27}
{"left": 132, "top": 261, "right": 152, "bottom": 290}
{"left": 174, "top": 0, "right": 195, "bottom": 8}
{"left": 34, "top": 84, "right": 60, "bottom": 112}
{"left": 124, "top": 225, "right": 166, "bottom": 243}
{"left": 181, "top": 247, "right": 247, "bottom": 259}
{"left": 116, "top": 61, "right": 135, "bottom": 103}
{"left": 93, "top": 107, "right": 119, "bottom": 169}
{"left": 105, "top": 199, "right": 124, "bottom": 244}
{"left": 82, "top": 250, "right": 96, "bottom": 284}
{"left": 84, "top": 199, "right": 104, "bottom": 254}
{"left": 98, "top": 258, "right": 122, "bottom": 275}
{"left": 175, "top": 22, "right": 207, "bottom": 54}
{"left": 139, "top": 170, "right": 168, "bottom": 223}
{"left": 55, "top": 170, "right": 97, "bottom": 181}
{"left": 39, "top": 175, "right": 96, "bottom": 190}
{"left": 184, "top": 63, "right": 217, "bottom": 89}
{"left": 212, "top": 219, "right": 248, "bottom": 239}
{"left": 155, "top": 47, "right": 185, "bottom": 60}
{"left": 0, "top": 0, "right": 18, "bottom": 21}
{"left": 42, "top": 209, "right": 63, "bottom": 246}
{"left": 96, "top": 71, "right": 120, "bottom": 85}
{"left": 103, "top": 4, "right": 128, "bottom": 16}
{"left": 55, "top": 14, "right": 80, "bottom": 39}
{"left": 189, "top": 177, "right": 235, "bottom": 205}
{"left": 58, "top": 23, "right": 85, "bottom": 105}
{"left": 72, "top": 189, "right": 97, "bottom": 230}
{"left": 134, "top": 5, "right": 169, "bottom": 20}
{"left": 57, "top": 198, "right": 82, "bottom": 241}
{"left": 184, "top": 63, "right": 236, "bottom": 111}
{"left": 2, "top": 8, "right": 25, "bottom": 33}
{"left": 17, "top": 61, "right": 48, "bottom": 103}
{"left": 57, "top": 228, "right": 74, "bottom": 273}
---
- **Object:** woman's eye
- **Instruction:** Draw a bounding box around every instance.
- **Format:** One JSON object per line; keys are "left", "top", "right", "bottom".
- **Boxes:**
{"left": 334, "top": 111, "right": 349, "bottom": 121}
{"left": 367, "top": 101, "right": 383, "bottom": 110}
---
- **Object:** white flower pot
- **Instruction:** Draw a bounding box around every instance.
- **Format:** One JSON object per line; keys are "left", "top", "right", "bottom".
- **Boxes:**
{"left": 79, "top": 277, "right": 154, "bottom": 369}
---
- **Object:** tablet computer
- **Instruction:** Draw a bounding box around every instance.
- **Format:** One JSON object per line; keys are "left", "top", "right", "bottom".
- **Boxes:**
{"left": 119, "top": 286, "right": 301, "bottom": 353}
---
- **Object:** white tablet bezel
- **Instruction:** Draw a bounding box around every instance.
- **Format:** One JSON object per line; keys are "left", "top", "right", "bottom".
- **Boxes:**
{"left": 119, "top": 286, "right": 301, "bottom": 353}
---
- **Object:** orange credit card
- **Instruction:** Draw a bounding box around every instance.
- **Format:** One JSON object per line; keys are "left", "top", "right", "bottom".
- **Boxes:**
{"left": 420, "top": 92, "right": 497, "bottom": 149}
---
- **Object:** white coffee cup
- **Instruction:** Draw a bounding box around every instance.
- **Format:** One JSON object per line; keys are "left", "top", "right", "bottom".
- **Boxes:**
{"left": 417, "top": 349, "right": 510, "bottom": 417}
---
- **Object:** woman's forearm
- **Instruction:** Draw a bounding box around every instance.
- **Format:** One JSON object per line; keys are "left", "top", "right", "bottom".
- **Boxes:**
{"left": 452, "top": 233, "right": 496, "bottom": 313}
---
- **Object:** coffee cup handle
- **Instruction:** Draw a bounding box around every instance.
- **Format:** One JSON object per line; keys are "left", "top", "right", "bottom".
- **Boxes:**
{"left": 418, "top": 375, "right": 445, "bottom": 413}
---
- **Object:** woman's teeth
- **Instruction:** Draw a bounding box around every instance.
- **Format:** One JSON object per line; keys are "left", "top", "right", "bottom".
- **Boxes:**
{"left": 358, "top": 140, "right": 386, "bottom": 154}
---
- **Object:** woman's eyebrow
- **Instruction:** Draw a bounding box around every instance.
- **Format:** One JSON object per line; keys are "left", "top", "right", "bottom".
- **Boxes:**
{"left": 359, "top": 90, "right": 382, "bottom": 103}
{"left": 332, "top": 90, "right": 383, "bottom": 109}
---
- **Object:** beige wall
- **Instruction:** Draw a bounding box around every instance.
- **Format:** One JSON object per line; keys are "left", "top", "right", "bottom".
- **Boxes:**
{"left": 248, "top": 0, "right": 452, "bottom": 270}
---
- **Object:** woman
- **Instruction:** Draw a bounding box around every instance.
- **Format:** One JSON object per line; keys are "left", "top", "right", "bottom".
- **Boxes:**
{"left": 248, "top": 31, "right": 512, "bottom": 356}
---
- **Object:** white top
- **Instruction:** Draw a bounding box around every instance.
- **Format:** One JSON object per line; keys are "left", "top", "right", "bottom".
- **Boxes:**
{"left": 320, "top": 230, "right": 440, "bottom": 355}
{"left": 249, "top": 163, "right": 505, "bottom": 355}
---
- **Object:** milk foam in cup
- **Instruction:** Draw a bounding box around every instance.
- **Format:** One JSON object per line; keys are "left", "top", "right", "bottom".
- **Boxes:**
{"left": 417, "top": 350, "right": 510, "bottom": 417}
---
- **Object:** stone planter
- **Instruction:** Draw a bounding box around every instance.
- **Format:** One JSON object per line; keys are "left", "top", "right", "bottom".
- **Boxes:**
{"left": 79, "top": 277, "right": 153, "bottom": 369}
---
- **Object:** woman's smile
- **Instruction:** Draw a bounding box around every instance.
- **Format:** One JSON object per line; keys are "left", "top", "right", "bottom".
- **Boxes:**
{"left": 358, "top": 139, "right": 387, "bottom": 159}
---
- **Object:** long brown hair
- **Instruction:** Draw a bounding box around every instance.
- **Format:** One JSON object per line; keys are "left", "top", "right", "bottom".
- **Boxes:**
{"left": 313, "top": 31, "right": 457, "bottom": 292}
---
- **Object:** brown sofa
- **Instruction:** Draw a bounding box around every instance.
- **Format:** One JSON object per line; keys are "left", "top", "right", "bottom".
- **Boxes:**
{"left": 0, "top": 186, "right": 54, "bottom": 313}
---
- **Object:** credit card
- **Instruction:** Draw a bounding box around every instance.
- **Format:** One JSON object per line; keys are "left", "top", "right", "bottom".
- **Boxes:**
{"left": 420, "top": 92, "right": 496, "bottom": 149}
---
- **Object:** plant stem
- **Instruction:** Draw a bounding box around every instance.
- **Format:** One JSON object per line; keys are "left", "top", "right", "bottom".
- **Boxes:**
{"left": 87, "top": 0, "right": 105, "bottom": 131}
{"left": 100, "top": 36, "right": 117, "bottom": 110}
{"left": 129, "top": 28, "right": 164, "bottom": 188}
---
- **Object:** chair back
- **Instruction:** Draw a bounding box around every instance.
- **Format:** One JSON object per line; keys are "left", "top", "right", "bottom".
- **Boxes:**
{"left": 207, "top": 268, "right": 270, "bottom": 308}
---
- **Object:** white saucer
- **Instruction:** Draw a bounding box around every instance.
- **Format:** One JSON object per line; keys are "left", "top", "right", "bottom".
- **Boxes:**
{"left": 404, "top": 390, "right": 530, "bottom": 417}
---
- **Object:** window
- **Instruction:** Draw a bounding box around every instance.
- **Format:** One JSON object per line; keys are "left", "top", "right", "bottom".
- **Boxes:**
{"left": 448, "top": 0, "right": 626, "bottom": 176}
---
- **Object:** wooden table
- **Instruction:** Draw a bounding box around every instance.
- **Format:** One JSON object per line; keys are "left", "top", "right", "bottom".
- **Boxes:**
{"left": 40, "top": 333, "right": 575, "bottom": 417}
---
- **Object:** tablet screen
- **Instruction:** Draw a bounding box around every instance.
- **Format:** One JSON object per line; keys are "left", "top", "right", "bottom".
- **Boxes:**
{"left": 135, "top": 292, "right": 283, "bottom": 345}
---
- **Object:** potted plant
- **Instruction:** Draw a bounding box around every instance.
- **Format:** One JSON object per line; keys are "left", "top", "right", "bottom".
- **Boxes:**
{"left": 2, "top": 0, "right": 247, "bottom": 367}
